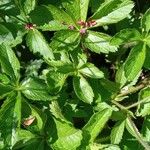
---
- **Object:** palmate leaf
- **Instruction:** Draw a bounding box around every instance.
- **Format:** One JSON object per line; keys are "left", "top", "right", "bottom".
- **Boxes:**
{"left": 124, "top": 43, "right": 146, "bottom": 82}
{"left": 0, "top": 44, "right": 20, "bottom": 82}
{"left": 79, "top": 63, "right": 104, "bottom": 79}
{"left": 81, "top": 108, "right": 112, "bottom": 147}
{"left": 111, "top": 120, "right": 125, "bottom": 144}
{"left": 73, "top": 75, "right": 94, "bottom": 104}
{"left": 50, "top": 30, "right": 80, "bottom": 52}
{"left": 90, "top": 0, "right": 134, "bottom": 27}
{"left": 84, "top": 31, "right": 118, "bottom": 54}
{"left": 0, "top": 92, "right": 21, "bottom": 149}
{"left": 21, "top": 77, "right": 56, "bottom": 101}
{"left": 111, "top": 28, "right": 142, "bottom": 46}
{"left": 26, "top": 29, "right": 54, "bottom": 60}
{"left": 141, "top": 8, "right": 150, "bottom": 33}
{"left": 136, "top": 87, "right": 150, "bottom": 117}
{"left": 50, "top": 118, "right": 82, "bottom": 150}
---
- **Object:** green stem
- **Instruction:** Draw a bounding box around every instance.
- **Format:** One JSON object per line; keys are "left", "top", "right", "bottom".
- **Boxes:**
{"left": 126, "top": 97, "right": 150, "bottom": 109}
{"left": 127, "top": 116, "right": 150, "bottom": 150}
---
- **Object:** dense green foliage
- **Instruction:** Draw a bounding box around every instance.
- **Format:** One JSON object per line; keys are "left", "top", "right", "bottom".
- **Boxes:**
{"left": 0, "top": 0, "right": 150, "bottom": 149}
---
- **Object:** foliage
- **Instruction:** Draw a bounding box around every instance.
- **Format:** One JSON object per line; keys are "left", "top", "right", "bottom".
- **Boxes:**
{"left": 0, "top": 0, "right": 150, "bottom": 149}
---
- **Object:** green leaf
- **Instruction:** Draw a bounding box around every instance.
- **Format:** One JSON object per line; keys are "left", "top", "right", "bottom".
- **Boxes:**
{"left": 50, "top": 101, "right": 71, "bottom": 124}
{"left": 80, "top": 0, "right": 90, "bottom": 21}
{"left": 141, "top": 8, "right": 150, "bottom": 33}
{"left": 13, "top": 129, "right": 37, "bottom": 149}
{"left": 144, "top": 46, "right": 150, "bottom": 69}
{"left": 50, "top": 118, "right": 82, "bottom": 150}
{"left": 73, "top": 75, "right": 94, "bottom": 104}
{"left": 39, "top": 20, "right": 68, "bottom": 31}
{"left": 61, "top": 0, "right": 80, "bottom": 22}
{"left": 79, "top": 63, "right": 104, "bottom": 78}
{"left": 0, "top": 92, "right": 21, "bottom": 148}
{"left": 21, "top": 102, "right": 46, "bottom": 133}
{"left": 111, "top": 120, "right": 125, "bottom": 144}
{"left": 50, "top": 30, "right": 80, "bottom": 52}
{"left": 141, "top": 116, "right": 150, "bottom": 143}
{"left": 84, "top": 31, "right": 118, "bottom": 54}
{"left": 115, "top": 65, "right": 127, "bottom": 87}
{"left": 0, "top": 83, "right": 13, "bottom": 99}
{"left": 111, "top": 28, "right": 141, "bottom": 45}
{"left": 21, "top": 77, "right": 55, "bottom": 101}
{"left": 82, "top": 108, "right": 112, "bottom": 144}
{"left": 136, "top": 87, "right": 150, "bottom": 117}
{"left": 23, "top": 0, "right": 37, "bottom": 15}
{"left": 91, "top": 0, "right": 134, "bottom": 26}
{"left": 26, "top": 29, "right": 54, "bottom": 60}
{"left": 29, "top": 6, "right": 53, "bottom": 26}
{"left": 46, "top": 4, "right": 75, "bottom": 26}
{"left": 0, "top": 23, "right": 25, "bottom": 47}
{"left": 46, "top": 70, "right": 67, "bottom": 94}
{"left": 124, "top": 43, "right": 146, "bottom": 81}
{"left": 0, "top": 44, "right": 20, "bottom": 82}
{"left": 14, "top": 0, "right": 36, "bottom": 15}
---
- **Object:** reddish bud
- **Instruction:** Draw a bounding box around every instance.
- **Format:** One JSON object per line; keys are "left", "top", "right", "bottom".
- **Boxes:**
{"left": 68, "top": 25, "right": 75, "bottom": 30}
{"left": 77, "top": 20, "right": 86, "bottom": 27}
{"left": 25, "top": 23, "right": 36, "bottom": 30}
{"left": 80, "top": 28, "right": 87, "bottom": 35}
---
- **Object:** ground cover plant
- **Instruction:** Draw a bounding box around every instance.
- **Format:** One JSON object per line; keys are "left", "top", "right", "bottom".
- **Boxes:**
{"left": 0, "top": 0, "right": 150, "bottom": 149}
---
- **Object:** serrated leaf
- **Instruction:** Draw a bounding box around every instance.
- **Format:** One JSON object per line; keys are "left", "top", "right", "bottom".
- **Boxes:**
{"left": 26, "top": 29, "right": 54, "bottom": 60}
{"left": 50, "top": 30, "right": 80, "bottom": 52}
{"left": 82, "top": 108, "right": 112, "bottom": 144}
{"left": 0, "top": 44, "right": 20, "bottom": 82}
{"left": 21, "top": 77, "right": 55, "bottom": 101}
{"left": 111, "top": 120, "right": 125, "bottom": 144}
{"left": 80, "top": 0, "right": 90, "bottom": 21}
{"left": 46, "top": 70, "right": 67, "bottom": 94}
{"left": 124, "top": 43, "right": 146, "bottom": 81}
{"left": 73, "top": 75, "right": 94, "bottom": 104}
{"left": 91, "top": 0, "right": 134, "bottom": 26}
{"left": 0, "top": 92, "right": 21, "bottom": 148}
{"left": 111, "top": 28, "right": 141, "bottom": 45}
{"left": 136, "top": 87, "right": 150, "bottom": 117}
{"left": 142, "top": 8, "right": 150, "bottom": 33}
{"left": 50, "top": 118, "right": 82, "bottom": 150}
{"left": 79, "top": 63, "right": 104, "bottom": 78}
{"left": 84, "top": 31, "right": 118, "bottom": 54}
